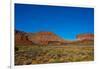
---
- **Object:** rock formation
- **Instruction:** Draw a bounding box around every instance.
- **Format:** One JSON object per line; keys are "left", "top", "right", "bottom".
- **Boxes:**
{"left": 15, "top": 30, "right": 33, "bottom": 45}
{"left": 76, "top": 34, "right": 94, "bottom": 41}
{"left": 28, "top": 32, "right": 64, "bottom": 45}
{"left": 15, "top": 30, "right": 94, "bottom": 46}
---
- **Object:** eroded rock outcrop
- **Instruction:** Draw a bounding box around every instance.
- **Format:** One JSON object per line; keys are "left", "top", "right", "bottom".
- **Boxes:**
{"left": 15, "top": 30, "right": 33, "bottom": 45}
{"left": 76, "top": 34, "right": 94, "bottom": 41}
{"left": 15, "top": 30, "right": 94, "bottom": 46}
{"left": 28, "top": 32, "right": 64, "bottom": 45}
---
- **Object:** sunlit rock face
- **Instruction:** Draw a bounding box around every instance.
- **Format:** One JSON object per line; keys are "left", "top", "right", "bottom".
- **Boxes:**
{"left": 28, "top": 32, "right": 64, "bottom": 45}
{"left": 15, "top": 30, "right": 65, "bottom": 46}
{"left": 76, "top": 34, "right": 94, "bottom": 41}
{"left": 15, "top": 30, "right": 94, "bottom": 46}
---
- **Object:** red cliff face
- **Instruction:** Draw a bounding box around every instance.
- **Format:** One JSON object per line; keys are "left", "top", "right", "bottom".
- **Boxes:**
{"left": 15, "top": 30, "right": 64, "bottom": 46}
{"left": 29, "top": 32, "right": 63, "bottom": 45}
{"left": 15, "top": 30, "right": 33, "bottom": 45}
{"left": 15, "top": 30, "right": 94, "bottom": 46}
{"left": 76, "top": 34, "right": 94, "bottom": 41}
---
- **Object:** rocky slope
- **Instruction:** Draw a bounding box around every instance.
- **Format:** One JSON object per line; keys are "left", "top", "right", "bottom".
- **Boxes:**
{"left": 15, "top": 30, "right": 94, "bottom": 46}
{"left": 28, "top": 32, "right": 64, "bottom": 45}
{"left": 15, "top": 30, "right": 33, "bottom": 45}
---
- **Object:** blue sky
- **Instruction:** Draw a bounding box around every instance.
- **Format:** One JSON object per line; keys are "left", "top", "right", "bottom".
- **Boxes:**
{"left": 15, "top": 4, "right": 94, "bottom": 40}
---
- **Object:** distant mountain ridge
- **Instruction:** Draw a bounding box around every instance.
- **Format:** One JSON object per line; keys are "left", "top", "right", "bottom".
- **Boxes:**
{"left": 15, "top": 30, "right": 94, "bottom": 46}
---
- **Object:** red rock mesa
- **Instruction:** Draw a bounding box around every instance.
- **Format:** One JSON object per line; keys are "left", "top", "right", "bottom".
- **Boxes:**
{"left": 76, "top": 34, "right": 94, "bottom": 41}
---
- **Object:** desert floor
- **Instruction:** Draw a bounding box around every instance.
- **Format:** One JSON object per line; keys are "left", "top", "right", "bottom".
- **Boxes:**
{"left": 15, "top": 45, "right": 94, "bottom": 65}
